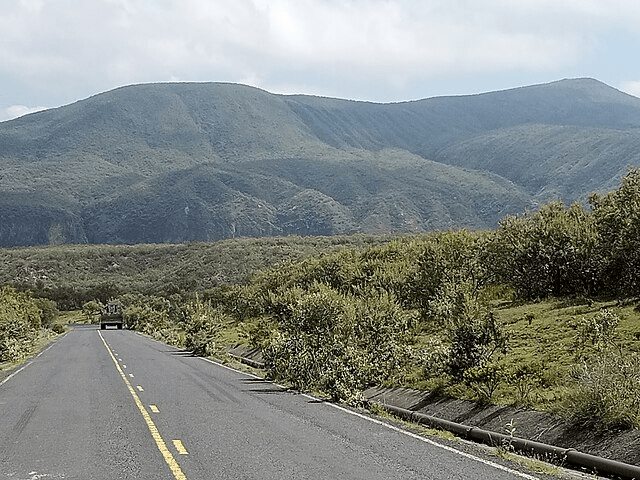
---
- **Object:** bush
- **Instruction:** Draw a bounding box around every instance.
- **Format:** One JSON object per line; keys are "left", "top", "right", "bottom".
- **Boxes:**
{"left": 507, "top": 362, "right": 545, "bottom": 406}
{"left": 567, "top": 353, "right": 640, "bottom": 429}
{"left": 426, "top": 277, "right": 509, "bottom": 380}
{"left": 260, "top": 283, "right": 415, "bottom": 404}
{"left": 0, "top": 286, "right": 44, "bottom": 362}
{"left": 184, "top": 297, "right": 230, "bottom": 356}
{"left": 124, "top": 303, "right": 170, "bottom": 336}
{"left": 82, "top": 300, "right": 103, "bottom": 324}
{"left": 573, "top": 308, "right": 620, "bottom": 359}
{"left": 446, "top": 310, "right": 509, "bottom": 380}
{"left": 590, "top": 167, "right": 640, "bottom": 297}
{"left": 33, "top": 298, "right": 58, "bottom": 328}
{"left": 414, "top": 230, "right": 486, "bottom": 315}
{"left": 464, "top": 362, "right": 504, "bottom": 402}
{"left": 51, "top": 323, "right": 66, "bottom": 334}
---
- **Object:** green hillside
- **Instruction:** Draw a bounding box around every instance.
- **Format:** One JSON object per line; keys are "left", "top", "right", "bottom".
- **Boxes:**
{"left": 1, "top": 78, "right": 639, "bottom": 246}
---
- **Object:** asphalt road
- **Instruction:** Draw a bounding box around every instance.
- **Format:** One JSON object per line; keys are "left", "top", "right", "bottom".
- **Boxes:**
{"left": 0, "top": 325, "right": 542, "bottom": 480}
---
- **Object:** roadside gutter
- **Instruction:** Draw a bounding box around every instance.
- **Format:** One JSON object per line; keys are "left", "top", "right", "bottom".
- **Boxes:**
{"left": 226, "top": 345, "right": 640, "bottom": 479}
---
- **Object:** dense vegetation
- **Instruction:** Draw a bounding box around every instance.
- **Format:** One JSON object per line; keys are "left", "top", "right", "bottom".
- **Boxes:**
{"left": 0, "top": 286, "right": 59, "bottom": 363}
{"left": 148, "top": 168, "right": 640, "bottom": 429}
{"left": 3, "top": 169, "right": 640, "bottom": 433}
{"left": 3, "top": 78, "right": 640, "bottom": 247}
{"left": 0, "top": 234, "right": 389, "bottom": 309}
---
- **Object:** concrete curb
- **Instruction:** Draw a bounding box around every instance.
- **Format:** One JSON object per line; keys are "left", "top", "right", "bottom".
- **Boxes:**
{"left": 225, "top": 348, "right": 640, "bottom": 479}
{"left": 227, "top": 351, "right": 264, "bottom": 369}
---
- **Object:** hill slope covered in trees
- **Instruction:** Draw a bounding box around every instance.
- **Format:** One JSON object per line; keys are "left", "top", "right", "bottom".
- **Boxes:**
{"left": 1, "top": 78, "right": 639, "bottom": 246}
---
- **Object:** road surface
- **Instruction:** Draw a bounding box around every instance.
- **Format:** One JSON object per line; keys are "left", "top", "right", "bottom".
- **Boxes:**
{"left": 0, "top": 325, "right": 543, "bottom": 479}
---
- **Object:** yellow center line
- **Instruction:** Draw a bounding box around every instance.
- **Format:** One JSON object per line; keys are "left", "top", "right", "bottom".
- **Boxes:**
{"left": 99, "top": 331, "right": 187, "bottom": 480}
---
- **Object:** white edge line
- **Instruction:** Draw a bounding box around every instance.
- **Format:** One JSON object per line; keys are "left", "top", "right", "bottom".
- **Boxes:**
{"left": 0, "top": 343, "right": 57, "bottom": 388}
{"left": 315, "top": 398, "right": 540, "bottom": 480}
{"left": 130, "top": 336, "right": 541, "bottom": 479}
{"left": 196, "top": 356, "right": 539, "bottom": 480}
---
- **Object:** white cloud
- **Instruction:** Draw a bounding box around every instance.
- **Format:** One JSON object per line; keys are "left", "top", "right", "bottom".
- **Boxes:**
{"left": 1, "top": 105, "right": 47, "bottom": 122}
{"left": 1, "top": 0, "right": 640, "bottom": 106}
{"left": 620, "top": 80, "right": 640, "bottom": 99}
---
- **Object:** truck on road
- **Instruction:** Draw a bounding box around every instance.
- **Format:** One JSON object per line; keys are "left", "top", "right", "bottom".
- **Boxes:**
{"left": 100, "top": 302, "right": 123, "bottom": 330}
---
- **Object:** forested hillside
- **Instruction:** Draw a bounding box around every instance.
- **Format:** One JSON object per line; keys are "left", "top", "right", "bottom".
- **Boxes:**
{"left": 1, "top": 78, "right": 639, "bottom": 246}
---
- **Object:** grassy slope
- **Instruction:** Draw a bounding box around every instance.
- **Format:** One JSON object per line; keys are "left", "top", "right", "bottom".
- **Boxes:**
{"left": 467, "top": 298, "right": 640, "bottom": 410}
{"left": 210, "top": 282, "right": 640, "bottom": 419}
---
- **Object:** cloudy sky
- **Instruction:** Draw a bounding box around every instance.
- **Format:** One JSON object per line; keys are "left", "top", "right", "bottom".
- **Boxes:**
{"left": 2, "top": 0, "right": 640, "bottom": 121}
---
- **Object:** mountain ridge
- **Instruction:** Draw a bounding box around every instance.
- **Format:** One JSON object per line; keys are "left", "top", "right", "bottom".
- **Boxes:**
{"left": 1, "top": 78, "right": 638, "bottom": 247}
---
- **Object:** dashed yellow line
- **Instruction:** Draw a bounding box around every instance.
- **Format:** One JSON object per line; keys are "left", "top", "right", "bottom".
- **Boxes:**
{"left": 173, "top": 440, "right": 189, "bottom": 455}
{"left": 137, "top": 385, "right": 144, "bottom": 392}
{"left": 99, "top": 332, "right": 187, "bottom": 480}
{"left": 150, "top": 404, "right": 160, "bottom": 413}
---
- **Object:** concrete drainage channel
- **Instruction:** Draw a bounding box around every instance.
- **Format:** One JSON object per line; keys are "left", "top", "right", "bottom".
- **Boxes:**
{"left": 226, "top": 347, "right": 640, "bottom": 479}
{"left": 381, "top": 403, "right": 640, "bottom": 480}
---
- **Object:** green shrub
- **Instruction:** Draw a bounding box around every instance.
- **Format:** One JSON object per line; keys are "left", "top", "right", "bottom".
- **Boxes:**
{"left": 260, "top": 283, "right": 415, "bottom": 404}
{"left": 486, "top": 201, "right": 600, "bottom": 299}
{"left": 446, "top": 310, "right": 509, "bottom": 380}
{"left": 567, "top": 353, "right": 640, "bottom": 429}
{"left": 82, "top": 300, "right": 103, "bottom": 324}
{"left": 507, "top": 362, "right": 545, "bottom": 406}
{"left": 124, "top": 303, "right": 170, "bottom": 335}
{"left": 573, "top": 308, "right": 620, "bottom": 358}
{"left": 590, "top": 167, "right": 640, "bottom": 297}
{"left": 420, "top": 337, "right": 450, "bottom": 379}
{"left": 184, "top": 297, "right": 229, "bottom": 356}
{"left": 414, "top": 230, "right": 486, "bottom": 315}
{"left": 425, "top": 277, "right": 509, "bottom": 380}
{"left": 464, "top": 362, "right": 504, "bottom": 402}
{"left": 0, "top": 286, "right": 43, "bottom": 362}
{"left": 51, "top": 323, "right": 66, "bottom": 334}
{"left": 33, "top": 298, "right": 58, "bottom": 328}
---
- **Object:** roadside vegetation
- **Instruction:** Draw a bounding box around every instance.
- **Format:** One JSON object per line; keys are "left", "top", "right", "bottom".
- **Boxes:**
{"left": 0, "top": 286, "right": 60, "bottom": 365}
{"left": 3, "top": 168, "right": 640, "bottom": 432}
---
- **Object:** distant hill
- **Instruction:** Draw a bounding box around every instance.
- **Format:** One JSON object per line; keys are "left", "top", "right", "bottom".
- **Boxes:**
{"left": 1, "top": 78, "right": 639, "bottom": 247}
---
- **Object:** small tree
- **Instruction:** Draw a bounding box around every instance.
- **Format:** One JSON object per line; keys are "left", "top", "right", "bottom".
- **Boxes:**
{"left": 507, "top": 363, "right": 545, "bottom": 406}
{"left": 568, "top": 353, "right": 640, "bottom": 429}
{"left": 414, "top": 230, "right": 486, "bottom": 315}
{"left": 590, "top": 167, "right": 640, "bottom": 297}
{"left": 82, "top": 300, "right": 102, "bottom": 324}
{"left": 0, "top": 287, "right": 44, "bottom": 362}
{"left": 573, "top": 308, "right": 621, "bottom": 359}
{"left": 446, "top": 306, "right": 509, "bottom": 380}
{"left": 464, "top": 362, "right": 504, "bottom": 402}
{"left": 485, "top": 201, "right": 600, "bottom": 299}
